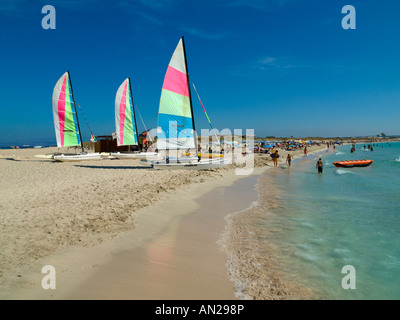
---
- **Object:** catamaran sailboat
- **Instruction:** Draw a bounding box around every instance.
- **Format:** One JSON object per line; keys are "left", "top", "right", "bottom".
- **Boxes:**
{"left": 149, "top": 37, "right": 230, "bottom": 170}
{"left": 52, "top": 71, "right": 102, "bottom": 162}
{"left": 109, "top": 78, "right": 158, "bottom": 160}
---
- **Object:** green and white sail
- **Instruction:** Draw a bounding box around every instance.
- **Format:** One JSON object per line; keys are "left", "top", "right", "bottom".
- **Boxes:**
{"left": 115, "top": 78, "right": 138, "bottom": 146}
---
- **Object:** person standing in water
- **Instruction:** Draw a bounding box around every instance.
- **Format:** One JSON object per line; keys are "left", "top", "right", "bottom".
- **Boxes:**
{"left": 316, "top": 158, "right": 323, "bottom": 174}
{"left": 286, "top": 154, "right": 292, "bottom": 167}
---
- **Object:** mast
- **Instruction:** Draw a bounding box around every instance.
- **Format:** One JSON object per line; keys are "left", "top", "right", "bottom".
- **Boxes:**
{"left": 128, "top": 77, "right": 140, "bottom": 149}
{"left": 67, "top": 70, "right": 84, "bottom": 152}
{"left": 181, "top": 36, "right": 198, "bottom": 154}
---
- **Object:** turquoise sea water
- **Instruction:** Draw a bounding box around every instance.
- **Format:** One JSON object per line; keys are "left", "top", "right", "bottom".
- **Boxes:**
{"left": 266, "top": 142, "right": 400, "bottom": 299}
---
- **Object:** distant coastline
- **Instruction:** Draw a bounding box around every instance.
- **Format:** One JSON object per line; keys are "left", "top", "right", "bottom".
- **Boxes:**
{"left": 1, "top": 135, "right": 399, "bottom": 150}
{"left": 0, "top": 145, "right": 55, "bottom": 150}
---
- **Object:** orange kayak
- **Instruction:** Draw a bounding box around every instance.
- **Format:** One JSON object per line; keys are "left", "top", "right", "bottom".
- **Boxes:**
{"left": 333, "top": 160, "right": 373, "bottom": 168}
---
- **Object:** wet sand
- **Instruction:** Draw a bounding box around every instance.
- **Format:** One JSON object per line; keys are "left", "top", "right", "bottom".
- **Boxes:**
{"left": 64, "top": 173, "right": 261, "bottom": 299}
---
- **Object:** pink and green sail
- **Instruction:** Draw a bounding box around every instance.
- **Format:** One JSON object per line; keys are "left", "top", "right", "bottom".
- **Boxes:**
{"left": 115, "top": 78, "right": 138, "bottom": 146}
{"left": 157, "top": 37, "right": 196, "bottom": 150}
{"left": 52, "top": 72, "right": 80, "bottom": 147}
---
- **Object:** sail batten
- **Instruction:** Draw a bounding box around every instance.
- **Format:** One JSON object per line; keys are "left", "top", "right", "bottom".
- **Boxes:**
{"left": 157, "top": 38, "right": 195, "bottom": 150}
{"left": 115, "top": 78, "right": 138, "bottom": 146}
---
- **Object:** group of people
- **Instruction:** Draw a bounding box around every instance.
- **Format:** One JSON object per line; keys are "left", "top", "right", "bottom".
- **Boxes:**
{"left": 269, "top": 149, "right": 324, "bottom": 174}
{"left": 350, "top": 143, "right": 374, "bottom": 153}
{"left": 363, "top": 144, "right": 374, "bottom": 152}
{"left": 255, "top": 140, "right": 321, "bottom": 154}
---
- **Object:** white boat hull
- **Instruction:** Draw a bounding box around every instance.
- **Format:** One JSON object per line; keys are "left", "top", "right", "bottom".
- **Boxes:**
{"left": 109, "top": 152, "right": 160, "bottom": 160}
{"left": 150, "top": 157, "right": 231, "bottom": 170}
{"left": 53, "top": 153, "right": 103, "bottom": 162}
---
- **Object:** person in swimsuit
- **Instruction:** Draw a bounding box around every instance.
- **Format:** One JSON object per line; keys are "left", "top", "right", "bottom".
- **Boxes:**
{"left": 316, "top": 158, "right": 323, "bottom": 174}
{"left": 272, "top": 150, "right": 279, "bottom": 167}
{"left": 286, "top": 154, "right": 292, "bottom": 167}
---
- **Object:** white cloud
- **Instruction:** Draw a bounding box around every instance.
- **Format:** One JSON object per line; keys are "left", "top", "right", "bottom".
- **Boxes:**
{"left": 122, "top": 0, "right": 172, "bottom": 10}
{"left": 214, "top": 0, "right": 292, "bottom": 11}
{"left": 259, "top": 56, "right": 277, "bottom": 65}
{"left": 181, "top": 27, "right": 229, "bottom": 40}
{"left": 258, "top": 56, "right": 306, "bottom": 71}
{"left": 132, "top": 11, "right": 163, "bottom": 25}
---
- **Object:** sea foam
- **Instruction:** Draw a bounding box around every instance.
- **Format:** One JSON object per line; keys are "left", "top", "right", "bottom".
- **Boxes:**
{"left": 334, "top": 169, "right": 353, "bottom": 175}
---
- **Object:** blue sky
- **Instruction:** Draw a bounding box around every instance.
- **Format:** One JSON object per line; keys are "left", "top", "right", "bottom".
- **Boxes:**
{"left": 1, "top": 0, "right": 400, "bottom": 146}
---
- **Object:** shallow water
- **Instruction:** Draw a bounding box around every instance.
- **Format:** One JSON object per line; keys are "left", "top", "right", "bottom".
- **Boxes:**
{"left": 262, "top": 142, "right": 400, "bottom": 299}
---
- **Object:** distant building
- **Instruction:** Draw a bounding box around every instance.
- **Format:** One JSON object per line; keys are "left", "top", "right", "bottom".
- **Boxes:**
{"left": 91, "top": 135, "right": 133, "bottom": 153}
{"left": 91, "top": 131, "right": 156, "bottom": 153}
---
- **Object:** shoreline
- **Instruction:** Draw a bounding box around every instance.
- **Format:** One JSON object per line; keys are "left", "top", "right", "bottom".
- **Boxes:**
{"left": 0, "top": 145, "right": 326, "bottom": 299}
{"left": 220, "top": 147, "right": 331, "bottom": 300}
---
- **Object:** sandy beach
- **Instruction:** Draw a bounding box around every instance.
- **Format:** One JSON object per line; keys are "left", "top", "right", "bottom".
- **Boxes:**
{"left": 0, "top": 144, "right": 327, "bottom": 299}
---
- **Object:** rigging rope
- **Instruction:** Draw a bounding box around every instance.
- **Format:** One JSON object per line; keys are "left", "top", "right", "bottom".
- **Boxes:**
{"left": 135, "top": 105, "right": 154, "bottom": 142}
{"left": 192, "top": 83, "right": 219, "bottom": 144}
{"left": 76, "top": 104, "right": 95, "bottom": 137}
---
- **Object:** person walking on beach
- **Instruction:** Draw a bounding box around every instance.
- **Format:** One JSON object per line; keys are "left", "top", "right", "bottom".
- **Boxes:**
{"left": 271, "top": 150, "right": 279, "bottom": 167}
{"left": 316, "top": 158, "right": 323, "bottom": 174}
{"left": 286, "top": 154, "right": 292, "bottom": 167}
{"left": 304, "top": 146, "right": 308, "bottom": 156}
